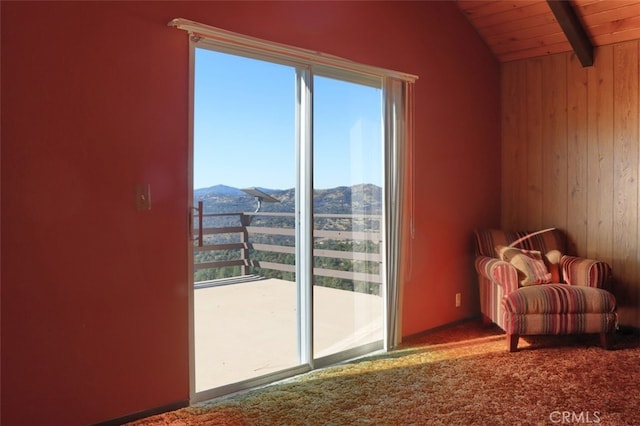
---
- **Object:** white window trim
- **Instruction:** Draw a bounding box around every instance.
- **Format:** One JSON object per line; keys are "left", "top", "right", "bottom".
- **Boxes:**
{"left": 169, "top": 18, "right": 418, "bottom": 84}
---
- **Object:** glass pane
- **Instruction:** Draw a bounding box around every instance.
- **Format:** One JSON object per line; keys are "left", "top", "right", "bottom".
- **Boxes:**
{"left": 312, "top": 75, "right": 384, "bottom": 359}
{"left": 193, "top": 48, "right": 299, "bottom": 391}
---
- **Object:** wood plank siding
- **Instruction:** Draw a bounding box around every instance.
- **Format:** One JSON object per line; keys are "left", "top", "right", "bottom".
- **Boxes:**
{"left": 457, "top": 1, "right": 640, "bottom": 63}
{"left": 501, "top": 40, "right": 640, "bottom": 327}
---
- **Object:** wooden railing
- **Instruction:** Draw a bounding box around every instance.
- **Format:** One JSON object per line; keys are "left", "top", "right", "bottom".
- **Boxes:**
{"left": 193, "top": 201, "right": 383, "bottom": 287}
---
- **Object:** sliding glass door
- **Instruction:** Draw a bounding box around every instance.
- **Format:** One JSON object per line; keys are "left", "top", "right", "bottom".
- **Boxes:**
{"left": 182, "top": 24, "right": 413, "bottom": 400}
{"left": 312, "top": 75, "right": 384, "bottom": 362}
{"left": 192, "top": 49, "right": 300, "bottom": 393}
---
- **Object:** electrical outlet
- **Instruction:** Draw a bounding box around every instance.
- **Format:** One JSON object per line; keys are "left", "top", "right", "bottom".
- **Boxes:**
{"left": 135, "top": 184, "right": 151, "bottom": 211}
{"left": 455, "top": 293, "right": 461, "bottom": 308}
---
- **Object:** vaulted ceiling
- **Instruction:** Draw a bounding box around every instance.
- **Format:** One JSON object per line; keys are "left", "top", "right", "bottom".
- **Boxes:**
{"left": 455, "top": 0, "right": 640, "bottom": 63}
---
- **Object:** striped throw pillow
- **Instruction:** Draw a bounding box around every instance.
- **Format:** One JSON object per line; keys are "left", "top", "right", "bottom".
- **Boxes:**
{"left": 495, "top": 245, "right": 552, "bottom": 286}
{"left": 509, "top": 253, "right": 552, "bottom": 286}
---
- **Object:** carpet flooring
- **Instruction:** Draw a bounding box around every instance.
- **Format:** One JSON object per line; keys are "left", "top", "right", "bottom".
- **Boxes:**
{"left": 128, "top": 320, "right": 640, "bottom": 425}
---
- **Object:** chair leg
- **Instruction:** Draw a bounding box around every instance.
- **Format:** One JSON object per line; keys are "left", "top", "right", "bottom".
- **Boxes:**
{"left": 600, "top": 332, "right": 611, "bottom": 350}
{"left": 507, "top": 334, "right": 519, "bottom": 352}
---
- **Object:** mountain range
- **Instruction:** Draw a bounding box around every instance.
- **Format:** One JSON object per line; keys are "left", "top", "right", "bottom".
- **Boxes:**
{"left": 194, "top": 184, "right": 382, "bottom": 215}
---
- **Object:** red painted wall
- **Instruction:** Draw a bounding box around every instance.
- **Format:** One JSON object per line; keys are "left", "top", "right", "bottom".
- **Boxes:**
{"left": 1, "top": 1, "right": 500, "bottom": 424}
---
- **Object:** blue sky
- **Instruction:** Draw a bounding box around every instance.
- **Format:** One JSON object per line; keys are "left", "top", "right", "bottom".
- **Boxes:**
{"left": 194, "top": 48, "right": 382, "bottom": 190}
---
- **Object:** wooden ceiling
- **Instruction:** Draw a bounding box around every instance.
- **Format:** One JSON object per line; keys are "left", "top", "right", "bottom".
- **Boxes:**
{"left": 455, "top": 0, "right": 640, "bottom": 63}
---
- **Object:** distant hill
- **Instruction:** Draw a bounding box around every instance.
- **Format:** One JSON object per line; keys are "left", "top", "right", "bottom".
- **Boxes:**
{"left": 193, "top": 184, "right": 382, "bottom": 215}
{"left": 194, "top": 184, "right": 246, "bottom": 198}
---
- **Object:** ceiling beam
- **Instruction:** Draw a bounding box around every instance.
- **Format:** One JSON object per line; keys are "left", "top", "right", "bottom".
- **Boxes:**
{"left": 547, "top": 0, "right": 594, "bottom": 67}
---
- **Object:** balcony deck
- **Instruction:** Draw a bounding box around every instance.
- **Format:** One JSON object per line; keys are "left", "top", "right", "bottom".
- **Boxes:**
{"left": 194, "top": 276, "right": 383, "bottom": 392}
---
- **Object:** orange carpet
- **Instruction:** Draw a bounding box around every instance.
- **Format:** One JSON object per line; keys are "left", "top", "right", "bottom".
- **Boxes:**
{"left": 129, "top": 320, "right": 640, "bottom": 425}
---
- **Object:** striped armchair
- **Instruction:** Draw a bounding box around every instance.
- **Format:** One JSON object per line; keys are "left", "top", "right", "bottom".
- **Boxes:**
{"left": 474, "top": 229, "right": 617, "bottom": 352}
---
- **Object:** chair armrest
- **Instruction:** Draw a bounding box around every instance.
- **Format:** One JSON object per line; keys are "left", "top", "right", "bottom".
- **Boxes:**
{"left": 561, "top": 255, "right": 612, "bottom": 289}
{"left": 475, "top": 255, "right": 520, "bottom": 295}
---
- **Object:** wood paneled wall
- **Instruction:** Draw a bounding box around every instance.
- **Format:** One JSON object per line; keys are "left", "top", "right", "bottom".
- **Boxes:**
{"left": 501, "top": 40, "right": 640, "bottom": 327}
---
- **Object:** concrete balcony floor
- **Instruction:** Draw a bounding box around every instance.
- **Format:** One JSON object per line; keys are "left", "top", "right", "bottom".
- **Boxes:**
{"left": 194, "top": 277, "right": 383, "bottom": 392}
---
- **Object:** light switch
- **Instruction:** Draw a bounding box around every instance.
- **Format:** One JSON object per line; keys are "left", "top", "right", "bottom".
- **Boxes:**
{"left": 135, "top": 184, "right": 151, "bottom": 211}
